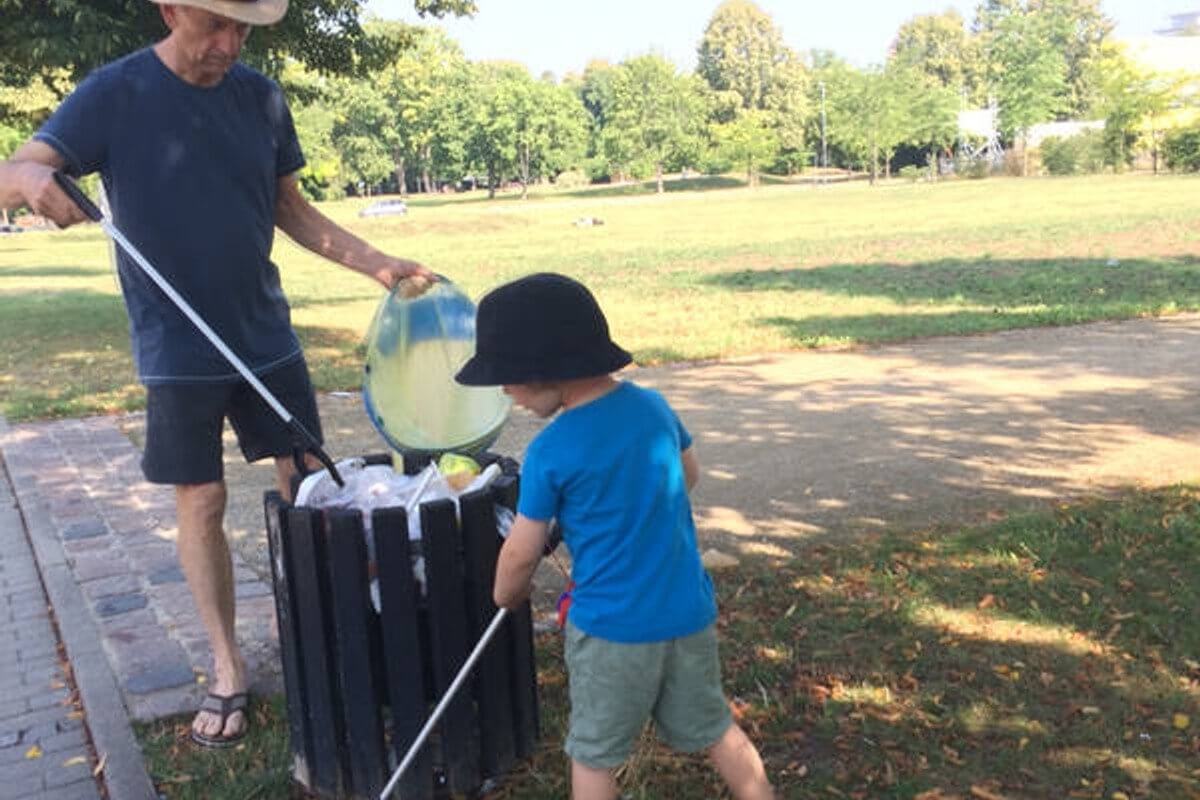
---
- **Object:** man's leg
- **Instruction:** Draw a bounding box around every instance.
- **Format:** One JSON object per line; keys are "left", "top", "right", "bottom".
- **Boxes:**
{"left": 176, "top": 480, "right": 246, "bottom": 741}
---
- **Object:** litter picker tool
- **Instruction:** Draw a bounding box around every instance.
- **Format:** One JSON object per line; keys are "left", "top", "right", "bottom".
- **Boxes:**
{"left": 53, "top": 172, "right": 344, "bottom": 486}
{"left": 379, "top": 607, "right": 509, "bottom": 800}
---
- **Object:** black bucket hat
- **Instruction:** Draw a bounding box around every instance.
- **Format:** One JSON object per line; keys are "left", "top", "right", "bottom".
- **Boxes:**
{"left": 456, "top": 273, "right": 632, "bottom": 386}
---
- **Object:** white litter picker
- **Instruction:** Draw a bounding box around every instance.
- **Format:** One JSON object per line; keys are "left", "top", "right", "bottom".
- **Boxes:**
{"left": 53, "top": 172, "right": 344, "bottom": 486}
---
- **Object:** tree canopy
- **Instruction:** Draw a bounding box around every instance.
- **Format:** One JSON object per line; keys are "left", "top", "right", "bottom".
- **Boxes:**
{"left": 0, "top": 0, "right": 477, "bottom": 90}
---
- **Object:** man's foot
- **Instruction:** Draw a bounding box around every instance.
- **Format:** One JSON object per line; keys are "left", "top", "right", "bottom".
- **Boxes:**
{"left": 190, "top": 692, "right": 249, "bottom": 748}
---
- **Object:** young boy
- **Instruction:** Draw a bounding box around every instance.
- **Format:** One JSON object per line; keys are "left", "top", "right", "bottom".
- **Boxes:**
{"left": 456, "top": 273, "right": 774, "bottom": 800}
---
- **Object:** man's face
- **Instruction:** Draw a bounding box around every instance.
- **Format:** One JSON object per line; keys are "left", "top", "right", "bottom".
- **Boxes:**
{"left": 503, "top": 383, "right": 562, "bottom": 419}
{"left": 162, "top": 5, "right": 251, "bottom": 86}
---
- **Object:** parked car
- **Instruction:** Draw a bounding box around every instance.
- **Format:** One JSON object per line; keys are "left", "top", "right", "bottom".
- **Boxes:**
{"left": 358, "top": 198, "right": 408, "bottom": 218}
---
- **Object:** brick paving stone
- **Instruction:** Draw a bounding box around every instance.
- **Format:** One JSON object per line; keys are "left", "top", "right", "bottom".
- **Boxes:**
{"left": 60, "top": 521, "right": 107, "bottom": 542}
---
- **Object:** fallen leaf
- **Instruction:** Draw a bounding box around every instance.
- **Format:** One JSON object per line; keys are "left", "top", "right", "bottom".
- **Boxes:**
{"left": 1173, "top": 713, "right": 1190, "bottom": 730}
{"left": 25, "top": 745, "right": 43, "bottom": 759}
{"left": 62, "top": 755, "right": 87, "bottom": 767}
{"left": 970, "top": 786, "right": 1008, "bottom": 800}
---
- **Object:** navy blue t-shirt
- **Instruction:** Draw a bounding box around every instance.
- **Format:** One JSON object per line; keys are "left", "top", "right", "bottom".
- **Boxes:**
{"left": 36, "top": 47, "right": 306, "bottom": 383}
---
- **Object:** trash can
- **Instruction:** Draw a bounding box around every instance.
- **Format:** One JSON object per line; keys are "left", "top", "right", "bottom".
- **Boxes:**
{"left": 264, "top": 451, "right": 539, "bottom": 800}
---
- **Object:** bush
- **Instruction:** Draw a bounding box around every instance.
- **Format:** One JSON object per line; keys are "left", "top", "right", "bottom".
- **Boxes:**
{"left": 1039, "top": 131, "right": 1107, "bottom": 176}
{"left": 552, "top": 169, "right": 589, "bottom": 189}
{"left": 1164, "top": 126, "right": 1200, "bottom": 172}
{"left": 953, "top": 155, "right": 991, "bottom": 179}
{"left": 898, "top": 164, "right": 924, "bottom": 182}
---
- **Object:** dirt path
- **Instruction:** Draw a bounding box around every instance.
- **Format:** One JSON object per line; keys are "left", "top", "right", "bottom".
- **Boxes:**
{"left": 200, "top": 313, "right": 1200, "bottom": 581}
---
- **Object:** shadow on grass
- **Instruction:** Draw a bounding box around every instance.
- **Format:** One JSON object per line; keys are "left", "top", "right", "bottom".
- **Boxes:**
{"left": 0, "top": 263, "right": 114, "bottom": 278}
{"left": 137, "top": 490, "right": 1198, "bottom": 799}
{"left": 503, "top": 489, "right": 1200, "bottom": 799}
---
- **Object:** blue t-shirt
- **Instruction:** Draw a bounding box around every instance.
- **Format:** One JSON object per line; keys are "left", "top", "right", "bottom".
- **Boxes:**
{"left": 35, "top": 48, "right": 306, "bottom": 384}
{"left": 518, "top": 381, "right": 717, "bottom": 643}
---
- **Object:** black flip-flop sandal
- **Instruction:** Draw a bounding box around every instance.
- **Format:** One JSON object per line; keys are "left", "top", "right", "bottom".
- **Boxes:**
{"left": 190, "top": 692, "right": 250, "bottom": 749}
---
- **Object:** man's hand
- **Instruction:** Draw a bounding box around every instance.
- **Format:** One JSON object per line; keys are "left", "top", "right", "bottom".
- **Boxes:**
{"left": 0, "top": 142, "right": 86, "bottom": 228}
{"left": 372, "top": 258, "right": 438, "bottom": 297}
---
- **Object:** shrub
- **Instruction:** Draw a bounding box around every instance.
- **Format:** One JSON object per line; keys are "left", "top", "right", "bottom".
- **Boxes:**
{"left": 1164, "top": 126, "right": 1200, "bottom": 172}
{"left": 898, "top": 164, "right": 924, "bottom": 182}
{"left": 552, "top": 169, "right": 589, "bottom": 189}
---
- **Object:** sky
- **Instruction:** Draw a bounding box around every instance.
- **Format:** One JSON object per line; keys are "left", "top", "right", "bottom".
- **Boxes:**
{"left": 364, "top": 0, "right": 1191, "bottom": 78}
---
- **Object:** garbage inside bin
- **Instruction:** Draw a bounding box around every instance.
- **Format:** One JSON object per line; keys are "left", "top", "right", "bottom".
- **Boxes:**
{"left": 294, "top": 456, "right": 514, "bottom": 607}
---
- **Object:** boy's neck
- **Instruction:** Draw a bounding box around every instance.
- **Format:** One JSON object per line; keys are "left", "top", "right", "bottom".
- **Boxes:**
{"left": 559, "top": 375, "right": 619, "bottom": 411}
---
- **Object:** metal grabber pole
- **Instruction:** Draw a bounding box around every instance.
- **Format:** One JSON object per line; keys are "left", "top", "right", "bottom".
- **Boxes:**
{"left": 53, "top": 172, "right": 344, "bottom": 486}
{"left": 379, "top": 607, "right": 510, "bottom": 800}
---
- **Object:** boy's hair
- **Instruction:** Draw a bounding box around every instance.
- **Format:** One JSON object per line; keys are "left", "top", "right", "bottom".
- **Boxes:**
{"left": 456, "top": 272, "right": 631, "bottom": 386}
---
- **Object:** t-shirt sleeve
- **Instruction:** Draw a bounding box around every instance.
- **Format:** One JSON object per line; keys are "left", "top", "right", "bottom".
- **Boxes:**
{"left": 516, "top": 438, "right": 558, "bottom": 522}
{"left": 266, "top": 81, "right": 305, "bottom": 177}
{"left": 33, "top": 71, "right": 114, "bottom": 176}
{"left": 676, "top": 414, "right": 693, "bottom": 451}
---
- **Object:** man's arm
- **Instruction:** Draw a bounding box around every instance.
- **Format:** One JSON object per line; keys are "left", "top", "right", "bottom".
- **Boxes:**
{"left": 0, "top": 140, "right": 89, "bottom": 227}
{"left": 494, "top": 514, "right": 550, "bottom": 609}
{"left": 274, "top": 173, "right": 435, "bottom": 291}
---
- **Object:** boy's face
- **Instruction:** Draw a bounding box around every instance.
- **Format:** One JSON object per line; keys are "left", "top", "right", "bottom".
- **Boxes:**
{"left": 503, "top": 382, "right": 562, "bottom": 418}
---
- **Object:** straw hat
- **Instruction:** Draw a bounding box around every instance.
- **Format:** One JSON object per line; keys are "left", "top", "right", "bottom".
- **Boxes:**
{"left": 147, "top": 0, "right": 288, "bottom": 26}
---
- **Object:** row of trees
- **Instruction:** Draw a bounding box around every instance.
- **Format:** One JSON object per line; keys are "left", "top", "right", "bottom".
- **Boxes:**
{"left": 2, "top": 0, "right": 1198, "bottom": 197}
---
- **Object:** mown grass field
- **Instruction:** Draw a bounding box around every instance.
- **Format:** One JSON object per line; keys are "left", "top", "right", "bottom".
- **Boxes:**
{"left": 1, "top": 173, "right": 1198, "bottom": 420}
{"left": 137, "top": 486, "right": 1200, "bottom": 799}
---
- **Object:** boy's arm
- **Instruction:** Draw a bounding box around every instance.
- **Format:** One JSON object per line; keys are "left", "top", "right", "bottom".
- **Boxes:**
{"left": 682, "top": 445, "right": 700, "bottom": 492}
{"left": 494, "top": 514, "right": 550, "bottom": 609}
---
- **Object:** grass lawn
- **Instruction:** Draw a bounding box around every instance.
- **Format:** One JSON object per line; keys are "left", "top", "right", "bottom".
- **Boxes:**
{"left": 136, "top": 486, "right": 1200, "bottom": 799}
{"left": 2, "top": 173, "right": 1199, "bottom": 420}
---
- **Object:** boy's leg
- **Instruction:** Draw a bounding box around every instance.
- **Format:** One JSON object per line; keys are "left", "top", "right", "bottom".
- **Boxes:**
{"left": 571, "top": 759, "right": 618, "bottom": 800}
{"left": 708, "top": 723, "right": 774, "bottom": 800}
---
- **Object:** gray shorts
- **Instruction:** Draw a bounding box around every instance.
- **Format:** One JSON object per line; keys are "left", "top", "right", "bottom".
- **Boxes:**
{"left": 563, "top": 622, "right": 733, "bottom": 769}
{"left": 141, "top": 358, "right": 321, "bottom": 485}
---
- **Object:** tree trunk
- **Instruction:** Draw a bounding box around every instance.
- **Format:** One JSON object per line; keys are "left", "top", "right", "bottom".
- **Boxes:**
{"left": 394, "top": 154, "right": 407, "bottom": 196}
{"left": 520, "top": 144, "right": 531, "bottom": 200}
{"left": 870, "top": 143, "right": 878, "bottom": 186}
{"left": 656, "top": 162, "right": 664, "bottom": 194}
{"left": 487, "top": 165, "right": 497, "bottom": 199}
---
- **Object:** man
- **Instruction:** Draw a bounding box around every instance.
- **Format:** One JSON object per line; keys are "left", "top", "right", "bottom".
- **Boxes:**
{"left": 0, "top": 0, "right": 433, "bottom": 747}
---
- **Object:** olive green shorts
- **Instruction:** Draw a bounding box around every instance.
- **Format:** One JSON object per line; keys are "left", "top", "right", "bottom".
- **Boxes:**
{"left": 563, "top": 622, "right": 733, "bottom": 769}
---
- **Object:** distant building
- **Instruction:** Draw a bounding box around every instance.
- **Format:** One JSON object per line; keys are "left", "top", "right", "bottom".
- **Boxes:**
{"left": 1155, "top": 11, "right": 1200, "bottom": 36}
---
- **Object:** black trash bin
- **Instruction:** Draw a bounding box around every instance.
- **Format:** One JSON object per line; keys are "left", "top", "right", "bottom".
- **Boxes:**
{"left": 263, "top": 452, "right": 540, "bottom": 800}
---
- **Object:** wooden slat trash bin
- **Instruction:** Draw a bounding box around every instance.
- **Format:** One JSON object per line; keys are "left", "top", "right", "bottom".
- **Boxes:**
{"left": 263, "top": 452, "right": 540, "bottom": 799}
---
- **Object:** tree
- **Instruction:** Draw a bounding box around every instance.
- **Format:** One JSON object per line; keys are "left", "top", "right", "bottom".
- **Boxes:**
{"left": 984, "top": 6, "right": 1067, "bottom": 174}
{"left": 373, "top": 25, "right": 471, "bottom": 193}
{"left": 891, "top": 10, "right": 984, "bottom": 103}
{"left": 975, "top": 0, "right": 1113, "bottom": 118}
{"left": 697, "top": 0, "right": 797, "bottom": 114}
{"left": 462, "top": 63, "right": 587, "bottom": 199}
{"left": 1094, "top": 44, "right": 1190, "bottom": 173}
{"left": 712, "top": 110, "right": 778, "bottom": 186}
{"left": 509, "top": 78, "right": 588, "bottom": 198}
{"left": 331, "top": 79, "right": 397, "bottom": 194}
{"left": 0, "top": 0, "right": 477, "bottom": 88}
{"left": 605, "top": 55, "right": 708, "bottom": 193}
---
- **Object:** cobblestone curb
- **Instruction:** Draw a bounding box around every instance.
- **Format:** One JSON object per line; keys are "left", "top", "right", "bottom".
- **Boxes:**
{"left": 1, "top": 415, "right": 156, "bottom": 800}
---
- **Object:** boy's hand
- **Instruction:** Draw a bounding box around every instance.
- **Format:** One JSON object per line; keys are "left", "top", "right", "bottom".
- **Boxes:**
{"left": 494, "top": 514, "right": 549, "bottom": 609}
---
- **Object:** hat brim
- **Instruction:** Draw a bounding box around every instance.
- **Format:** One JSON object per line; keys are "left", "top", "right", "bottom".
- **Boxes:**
{"left": 148, "top": 0, "right": 288, "bottom": 25}
{"left": 456, "top": 345, "right": 632, "bottom": 387}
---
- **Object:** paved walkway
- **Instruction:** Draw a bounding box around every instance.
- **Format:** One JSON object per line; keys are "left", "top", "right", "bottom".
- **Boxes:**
{"left": 0, "top": 420, "right": 279, "bottom": 724}
{"left": 1, "top": 451, "right": 101, "bottom": 798}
